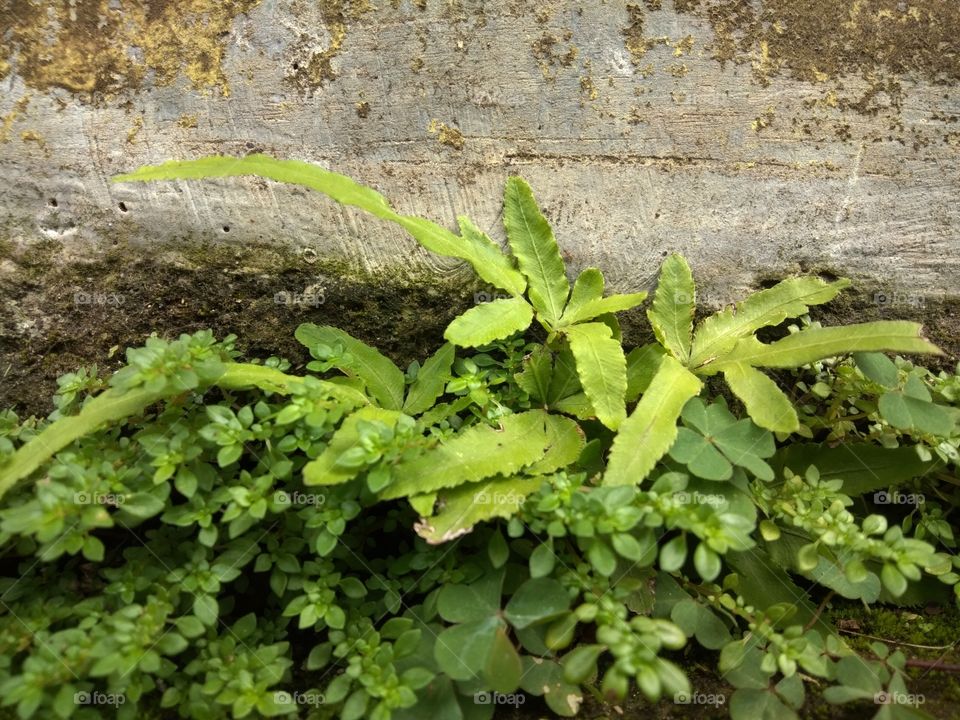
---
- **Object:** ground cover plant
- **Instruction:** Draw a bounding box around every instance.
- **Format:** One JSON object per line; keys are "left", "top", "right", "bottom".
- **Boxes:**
{"left": 0, "top": 156, "right": 958, "bottom": 719}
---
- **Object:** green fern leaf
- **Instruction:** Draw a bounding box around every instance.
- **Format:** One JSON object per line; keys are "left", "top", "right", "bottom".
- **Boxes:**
{"left": 415, "top": 476, "right": 545, "bottom": 544}
{"left": 625, "top": 344, "right": 667, "bottom": 402}
{"left": 444, "top": 297, "right": 534, "bottom": 348}
{"left": 523, "top": 415, "right": 586, "bottom": 474}
{"left": 546, "top": 347, "right": 582, "bottom": 403}
{"left": 514, "top": 346, "right": 554, "bottom": 403}
{"left": 502, "top": 177, "right": 570, "bottom": 327}
{"left": 380, "top": 411, "right": 552, "bottom": 499}
{"left": 564, "top": 292, "right": 648, "bottom": 326}
{"left": 563, "top": 323, "right": 627, "bottom": 430}
{"left": 688, "top": 277, "right": 851, "bottom": 369}
{"left": 295, "top": 324, "right": 405, "bottom": 410}
{"left": 559, "top": 268, "right": 604, "bottom": 324}
{"left": 603, "top": 356, "right": 702, "bottom": 486}
{"left": 647, "top": 254, "right": 696, "bottom": 363}
{"left": 403, "top": 343, "right": 455, "bottom": 415}
{"left": 457, "top": 216, "right": 527, "bottom": 297}
{"left": 722, "top": 363, "right": 799, "bottom": 433}
{"left": 711, "top": 322, "right": 943, "bottom": 372}
{"left": 560, "top": 267, "right": 648, "bottom": 325}
{"left": 113, "top": 155, "right": 526, "bottom": 295}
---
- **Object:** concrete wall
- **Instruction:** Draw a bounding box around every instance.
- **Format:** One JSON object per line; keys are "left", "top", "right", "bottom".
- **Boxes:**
{"left": 1, "top": 0, "right": 958, "bottom": 412}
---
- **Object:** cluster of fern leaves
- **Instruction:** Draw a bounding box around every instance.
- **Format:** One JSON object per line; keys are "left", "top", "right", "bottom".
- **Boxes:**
{"left": 0, "top": 158, "right": 955, "bottom": 720}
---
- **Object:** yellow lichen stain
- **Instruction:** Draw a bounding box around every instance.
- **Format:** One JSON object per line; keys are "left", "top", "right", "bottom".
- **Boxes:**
{"left": 672, "top": 35, "right": 695, "bottom": 56}
{"left": 752, "top": 39, "right": 774, "bottom": 85}
{"left": 580, "top": 75, "right": 598, "bottom": 101}
{"left": 20, "top": 129, "right": 46, "bottom": 150}
{"left": 531, "top": 30, "right": 578, "bottom": 80}
{"left": 126, "top": 116, "right": 144, "bottom": 144}
{"left": 674, "top": 0, "right": 960, "bottom": 86}
{"left": 0, "top": 0, "right": 260, "bottom": 99}
{"left": 177, "top": 114, "right": 199, "bottom": 129}
{"left": 0, "top": 95, "right": 31, "bottom": 143}
{"left": 428, "top": 119, "right": 465, "bottom": 150}
{"left": 291, "top": 0, "right": 374, "bottom": 87}
{"left": 622, "top": 4, "right": 650, "bottom": 63}
{"left": 668, "top": 63, "right": 690, "bottom": 77}
{"left": 752, "top": 106, "right": 776, "bottom": 131}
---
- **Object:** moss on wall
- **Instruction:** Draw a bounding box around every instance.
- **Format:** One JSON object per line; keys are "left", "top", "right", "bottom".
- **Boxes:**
{"left": 0, "top": 0, "right": 261, "bottom": 97}
{"left": 0, "top": 236, "right": 477, "bottom": 418}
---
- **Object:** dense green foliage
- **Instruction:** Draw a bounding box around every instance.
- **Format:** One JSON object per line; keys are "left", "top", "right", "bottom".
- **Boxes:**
{"left": 0, "top": 159, "right": 956, "bottom": 719}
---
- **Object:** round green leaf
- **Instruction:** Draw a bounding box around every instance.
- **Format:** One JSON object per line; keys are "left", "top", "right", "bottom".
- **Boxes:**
{"left": 504, "top": 578, "right": 571, "bottom": 629}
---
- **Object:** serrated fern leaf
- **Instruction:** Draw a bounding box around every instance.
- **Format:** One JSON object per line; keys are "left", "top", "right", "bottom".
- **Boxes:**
{"left": 444, "top": 297, "right": 534, "bottom": 348}
{"left": 113, "top": 155, "right": 526, "bottom": 295}
{"left": 523, "top": 415, "right": 585, "bottom": 474}
{"left": 502, "top": 177, "right": 570, "bottom": 327}
{"left": 564, "top": 292, "right": 648, "bottom": 326}
{"left": 380, "top": 411, "right": 551, "bottom": 499}
{"left": 457, "top": 216, "right": 527, "bottom": 297}
{"left": 415, "top": 475, "right": 545, "bottom": 544}
{"left": 625, "top": 344, "right": 667, "bottom": 402}
{"left": 403, "top": 343, "right": 455, "bottom": 415}
{"left": 712, "top": 321, "right": 943, "bottom": 372}
{"left": 722, "top": 363, "right": 799, "bottom": 433}
{"left": 603, "top": 356, "right": 702, "bottom": 486}
{"left": 647, "top": 254, "right": 696, "bottom": 363}
{"left": 295, "top": 324, "right": 406, "bottom": 410}
{"left": 514, "top": 346, "right": 553, "bottom": 404}
{"left": 563, "top": 323, "right": 627, "bottom": 430}
{"left": 560, "top": 268, "right": 604, "bottom": 324}
{"left": 688, "top": 277, "right": 851, "bottom": 369}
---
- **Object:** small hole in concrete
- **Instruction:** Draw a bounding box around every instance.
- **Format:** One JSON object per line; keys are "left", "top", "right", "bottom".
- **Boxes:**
{"left": 118, "top": 202, "right": 128, "bottom": 212}
{"left": 292, "top": 62, "right": 300, "bottom": 70}
{"left": 49, "top": 198, "right": 58, "bottom": 208}
{"left": 222, "top": 225, "right": 230, "bottom": 233}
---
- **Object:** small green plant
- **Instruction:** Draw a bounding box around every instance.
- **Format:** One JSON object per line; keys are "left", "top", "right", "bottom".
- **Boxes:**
{"left": 0, "top": 158, "right": 955, "bottom": 720}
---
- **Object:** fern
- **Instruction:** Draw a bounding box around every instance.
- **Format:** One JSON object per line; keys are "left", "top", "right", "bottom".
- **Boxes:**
{"left": 115, "top": 156, "right": 651, "bottom": 432}
{"left": 645, "top": 255, "right": 943, "bottom": 434}
{"left": 380, "top": 411, "right": 552, "bottom": 499}
{"left": 647, "top": 254, "right": 695, "bottom": 363}
{"left": 295, "top": 324, "right": 405, "bottom": 410}
{"left": 604, "top": 356, "right": 702, "bottom": 486}
{"left": 502, "top": 177, "right": 570, "bottom": 328}
{"left": 114, "top": 155, "right": 526, "bottom": 297}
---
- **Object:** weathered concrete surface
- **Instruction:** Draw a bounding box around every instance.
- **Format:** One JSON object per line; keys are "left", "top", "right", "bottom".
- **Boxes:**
{"left": 1, "top": 0, "right": 959, "bottom": 413}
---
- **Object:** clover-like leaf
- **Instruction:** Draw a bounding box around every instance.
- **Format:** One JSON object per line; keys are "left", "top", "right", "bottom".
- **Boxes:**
{"left": 669, "top": 398, "right": 775, "bottom": 481}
